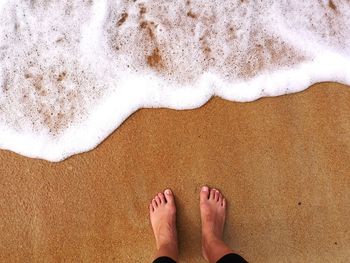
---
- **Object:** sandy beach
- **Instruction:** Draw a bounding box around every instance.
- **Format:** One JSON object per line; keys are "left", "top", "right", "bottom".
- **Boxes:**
{"left": 0, "top": 82, "right": 349, "bottom": 262}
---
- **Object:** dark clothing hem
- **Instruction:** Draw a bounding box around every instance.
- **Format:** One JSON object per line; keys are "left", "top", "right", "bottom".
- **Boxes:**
{"left": 153, "top": 256, "right": 176, "bottom": 263}
{"left": 217, "top": 253, "right": 248, "bottom": 263}
{"left": 153, "top": 253, "right": 248, "bottom": 263}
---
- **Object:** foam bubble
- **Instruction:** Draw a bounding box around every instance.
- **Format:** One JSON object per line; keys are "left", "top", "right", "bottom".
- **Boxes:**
{"left": 0, "top": 0, "right": 349, "bottom": 161}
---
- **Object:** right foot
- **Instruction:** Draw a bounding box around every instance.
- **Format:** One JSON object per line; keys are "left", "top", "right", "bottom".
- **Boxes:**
{"left": 200, "top": 186, "right": 227, "bottom": 261}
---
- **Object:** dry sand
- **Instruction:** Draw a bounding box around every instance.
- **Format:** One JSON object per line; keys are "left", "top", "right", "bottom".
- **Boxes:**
{"left": 0, "top": 82, "right": 349, "bottom": 262}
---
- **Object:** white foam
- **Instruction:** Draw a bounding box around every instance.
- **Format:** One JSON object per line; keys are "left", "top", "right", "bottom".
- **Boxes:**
{"left": 0, "top": 0, "right": 349, "bottom": 161}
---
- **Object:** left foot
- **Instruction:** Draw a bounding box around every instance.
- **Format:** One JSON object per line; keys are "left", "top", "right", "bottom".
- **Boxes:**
{"left": 149, "top": 189, "right": 178, "bottom": 257}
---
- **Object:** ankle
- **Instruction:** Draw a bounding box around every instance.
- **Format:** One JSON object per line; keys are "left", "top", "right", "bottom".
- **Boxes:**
{"left": 155, "top": 230, "right": 177, "bottom": 249}
{"left": 202, "top": 227, "right": 222, "bottom": 243}
{"left": 202, "top": 237, "right": 233, "bottom": 263}
{"left": 156, "top": 243, "right": 179, "bottom": 262}
{"left": 203, "top": 235, "right": 222, "bottom": 248}
{"left": 158, "top": 241, "right": 178, "bottom": 250}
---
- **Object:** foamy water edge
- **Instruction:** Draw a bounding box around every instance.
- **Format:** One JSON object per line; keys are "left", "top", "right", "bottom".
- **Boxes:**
{"left": 2, "top": 55, "right": 349, "bottom": 162}
{"left": 1, "top": 0, "right": 350, "bottom": 161}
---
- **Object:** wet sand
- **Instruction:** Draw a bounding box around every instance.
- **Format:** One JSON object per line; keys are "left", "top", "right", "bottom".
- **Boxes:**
{"left": 0, "top": 82, "right": 349, "bottom": 262}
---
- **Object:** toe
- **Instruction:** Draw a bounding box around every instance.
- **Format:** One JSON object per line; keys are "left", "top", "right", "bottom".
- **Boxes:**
{"left": 155, "top": 196, "right": 161, "bottom": 206}
{"left": 222, "top": 198, "right": 226, "bottom": 207}
{"left": 210, "top": 189, "right": 216, "bottom": 200}
{"left": 149, "top": 203, "right": 154, "bottom": 212}
{"left": 158, "top": 192, "right": 166, "bottom": 204}
{"left": 218, "top": 192, "right": 223, "bottom": 203}
{"left": 214, "top": 190, "right": 220, "bottom": 201}
{"left": 164, "top": 189, "right": 174, "bottom": 204}
{"left": 200, "top": 186, "right": 209, "bottom": 202}
{"left": 152, "top": 199, "right": 158, "bottom": 208}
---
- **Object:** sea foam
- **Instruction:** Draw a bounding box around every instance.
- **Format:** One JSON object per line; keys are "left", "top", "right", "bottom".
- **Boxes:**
{"left": 0, "top": 0, "right": 349, "bottom": 161}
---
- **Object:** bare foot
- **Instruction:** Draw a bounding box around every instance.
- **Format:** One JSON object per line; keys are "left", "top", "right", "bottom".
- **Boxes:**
{"left": 149, "top": 189, "right": 178, "bottom": 261}
{"left": 200, "top": 186, "right": 228, "bottom": 261}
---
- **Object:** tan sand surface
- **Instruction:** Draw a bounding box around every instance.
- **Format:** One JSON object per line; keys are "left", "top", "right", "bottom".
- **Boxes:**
{"left": 0, "top": 82, "right": 349, "bottom": 262}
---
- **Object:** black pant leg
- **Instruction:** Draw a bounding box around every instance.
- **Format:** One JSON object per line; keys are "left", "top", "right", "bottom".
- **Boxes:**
{"left": 216, "top": 253, "right": 248, "bottom": 263}
{"left": 153, "top": 256, "right": 177, "bottom": 263}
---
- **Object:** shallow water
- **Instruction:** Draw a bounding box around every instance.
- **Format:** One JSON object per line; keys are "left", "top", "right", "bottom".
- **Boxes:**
{"left": 0, "top": 0, "right": 349, "bottom": 161}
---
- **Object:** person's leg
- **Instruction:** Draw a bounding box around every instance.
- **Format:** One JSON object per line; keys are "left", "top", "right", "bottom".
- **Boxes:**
{"left": 150, "top": 189, "right": 178, "bottom": 263}
{"left": 200, "top": 186, "right": 247, "bottom": 263}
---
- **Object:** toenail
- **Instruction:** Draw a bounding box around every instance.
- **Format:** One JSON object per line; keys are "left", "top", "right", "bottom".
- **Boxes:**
{"left": 165, "top": 189, "right": 171, "bottom": 195}
{"left": 202, "top": 186, "right": 209, "bottom": 192}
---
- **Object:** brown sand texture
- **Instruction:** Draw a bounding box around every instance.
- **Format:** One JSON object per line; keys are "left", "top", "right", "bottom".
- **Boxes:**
{"left": 0, "top": 82, "right": 349, "bottom": 263}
